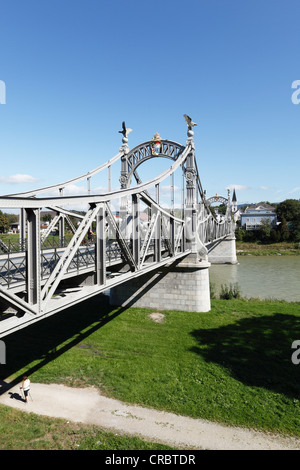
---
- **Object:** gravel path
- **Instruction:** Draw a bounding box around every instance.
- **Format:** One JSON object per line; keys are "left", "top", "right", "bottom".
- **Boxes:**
{"left": 1, "top": 382, "right": 300, "bottom": 450}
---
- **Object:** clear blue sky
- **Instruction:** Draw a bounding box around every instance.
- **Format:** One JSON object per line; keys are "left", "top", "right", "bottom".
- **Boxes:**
{"left": 1, "top": 0, "right": 300, "bottom": 207}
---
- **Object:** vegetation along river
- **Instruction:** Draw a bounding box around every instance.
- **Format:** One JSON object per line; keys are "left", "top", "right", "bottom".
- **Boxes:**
{"left": 209, "top": 256, "right": 300, "bottom": 302}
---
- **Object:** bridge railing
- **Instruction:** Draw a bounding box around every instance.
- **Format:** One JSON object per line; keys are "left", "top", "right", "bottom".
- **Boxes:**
{"left": 196, "top": 205, "right": 234, "bottom": 246}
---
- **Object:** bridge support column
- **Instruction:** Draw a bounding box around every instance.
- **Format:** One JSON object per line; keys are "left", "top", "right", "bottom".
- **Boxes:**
{"left": 96, "top": 206, "right": 106, "bottom": 286}
{"left": 110, "top": 254, "right": 211, "bottom": 313}
{"left": 26, "top": 208, "right": 41, "bottom": 309}
{"left": 207, "top": 235, "right": 237, "bottom": 264}
{"left": 20, "top": 208, "right": 26, "bottom": 251}
{"left": 59, "top": 188, "right": 65, "bottom": 246}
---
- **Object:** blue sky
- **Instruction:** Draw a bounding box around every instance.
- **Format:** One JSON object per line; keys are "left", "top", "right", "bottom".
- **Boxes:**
{"left": 1, "top": 0, "right": 300, "bottom": 208}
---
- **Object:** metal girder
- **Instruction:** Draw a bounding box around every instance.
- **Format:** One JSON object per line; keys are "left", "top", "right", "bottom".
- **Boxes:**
{"left": 140, "top": 212, "right": 158, "bottom": 266}
{"left": 154, "top": 210, "right": 161, "bottom": 263}
{"left": 174, "top": 223, "right": 184, "bottom": 255}
{"left": 105, "top": 203, "right": 137, "bottom": 271}
{"left": 40, "top": 213, "right": 61, "bottom": 244}
{"left": 40, "top": 206, "right": 83, "bottom": 245}
{"left": 0, "top": 285, "right": 38, "bottom": 316}
{"left": 41, "top": 204, "right": 102, "bottom": 308}
{"left": 96, "top": 206, "right": 106, "bottom": 286}
{"left": 132, "top": 194, "right": 140, "bottom": 269}
{"left": 26, "top": 208, "right": 41, "bottom": 308}
{"left": 65, "top": 215, "right": 77, "bottom": 234}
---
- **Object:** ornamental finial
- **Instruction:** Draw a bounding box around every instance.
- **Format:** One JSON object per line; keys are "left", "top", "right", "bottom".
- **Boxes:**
{"left": 184, "top": 114, "right": 197, "bottom": 141}
{"left": 119, "top": 121, "right": 133, "bottom": 143}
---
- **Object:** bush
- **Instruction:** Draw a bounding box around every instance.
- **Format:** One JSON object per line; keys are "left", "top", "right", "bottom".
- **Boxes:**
{"left": 219, "top": 283, "right": 241, "bottom": 300}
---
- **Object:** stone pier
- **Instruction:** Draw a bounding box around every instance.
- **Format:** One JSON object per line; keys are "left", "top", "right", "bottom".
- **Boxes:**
{"left": 110, "top": 254, "right": 211, "bottom": 313}
{"left": 207, "top": 236, "right": 237, "bottom": 265}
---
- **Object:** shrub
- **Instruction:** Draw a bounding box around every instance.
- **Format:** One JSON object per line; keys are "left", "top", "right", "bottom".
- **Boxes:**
{"left": 219, "top": 283, "right": 241, "bottom": 300}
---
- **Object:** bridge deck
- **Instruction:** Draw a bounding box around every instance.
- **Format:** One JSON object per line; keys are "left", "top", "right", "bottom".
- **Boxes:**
{"left": 0, "top": 250, "right": 190, "bottom": 338}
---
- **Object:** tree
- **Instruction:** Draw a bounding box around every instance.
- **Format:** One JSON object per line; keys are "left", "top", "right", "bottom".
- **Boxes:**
{"left": 7, "top": 213, "right": 18, "bottom": 224}
{"left": 218, "top": 204, "right": 227, "bottom": 215}
{"left": 292, "top": 218, "right": 300, "bottom": 242}
{"left": 41, "top": 213, "right": 52, "bottom": 223}
{"left": 276, "top": 199, "right": 300, "bottom": 242}
{"left": 279, "top": 217, "right": 290, "bottom": 241}
{"left": 235, "top": 227, "right": 244, "bottom": 241}
{"left": 276, "top": 199, "right": 300, "bottom": 223}
{"left": 0, "top": 211, "right": 9, "bottom": 233}
{"left": 258, "top": 218, "right": 271, "bottom": 243}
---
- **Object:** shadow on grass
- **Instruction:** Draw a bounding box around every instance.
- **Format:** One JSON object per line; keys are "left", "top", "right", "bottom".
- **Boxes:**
{"left": 190, "top": 313, "right": 300, "bottom": 399}
{"left": 0, "top": 294, "right": 124, "bottom": 395}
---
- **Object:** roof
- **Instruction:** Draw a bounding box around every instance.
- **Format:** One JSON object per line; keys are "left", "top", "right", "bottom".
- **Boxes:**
{"left": 244, "top": 203, "right": 275, "bottom": 213}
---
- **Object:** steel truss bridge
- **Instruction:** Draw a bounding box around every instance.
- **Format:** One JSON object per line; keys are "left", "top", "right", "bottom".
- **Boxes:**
{"left": 0, "top": 117, "right": 235, "bottom": 338}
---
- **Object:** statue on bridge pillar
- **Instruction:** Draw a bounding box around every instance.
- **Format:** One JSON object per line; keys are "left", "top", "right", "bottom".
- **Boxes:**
{"left": 184, "top": 114, "right": 197, "bottom": 131}
{"left": 119, "top": 121, "right": 133, "bottom": 142}
{"left": 119, "top": 121, "right": 132, "bottom": 190}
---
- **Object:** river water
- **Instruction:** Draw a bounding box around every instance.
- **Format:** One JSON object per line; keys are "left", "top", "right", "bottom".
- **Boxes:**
{"left": 209, "top": 256, "right": 300, "bottom": 302}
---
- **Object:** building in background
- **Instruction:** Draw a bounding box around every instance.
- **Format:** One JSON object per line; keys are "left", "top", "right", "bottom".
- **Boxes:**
{"left": 240, "top": 203, "right": 277, "bottom": 230}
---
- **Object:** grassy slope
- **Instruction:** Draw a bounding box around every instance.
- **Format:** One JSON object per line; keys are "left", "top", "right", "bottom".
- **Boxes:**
{"left": 236, "top": 241, "right": 300, "bottom": 256}
{"left": 1, "top": 296, "right": 300, "bottom": 440}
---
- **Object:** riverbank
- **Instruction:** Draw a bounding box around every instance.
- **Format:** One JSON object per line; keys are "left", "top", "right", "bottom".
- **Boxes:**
{"left": 1, "top": 297, "right": 300, "bottom": 448}
{"left": 236, "top": 241, "right": 300, "bottom": 256}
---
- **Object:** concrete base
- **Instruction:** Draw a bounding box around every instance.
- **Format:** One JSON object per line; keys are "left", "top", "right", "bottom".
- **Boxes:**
{"left": 207, "top": 236, "right": 237, "bottom": 265}
{"left": 110, "top": 254, "right": 211, "bottom": 313}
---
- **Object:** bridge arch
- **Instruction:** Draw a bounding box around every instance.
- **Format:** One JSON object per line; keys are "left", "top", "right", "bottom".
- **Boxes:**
{"left": 206, "top": 194, "right": 228, "bottom": 205}
{"left": 120, "top": 137, "right": 186, "bottom": 187}
{"left": 205, "top": 192, "right": 232, "bottom": 223}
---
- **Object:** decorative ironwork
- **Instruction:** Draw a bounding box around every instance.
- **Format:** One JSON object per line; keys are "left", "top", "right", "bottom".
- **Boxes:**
{"left": 206, "top": 194, "right": 228, "bottom": 205}
{"left": 151, "top": 133, "right": 162, "bottom": 156}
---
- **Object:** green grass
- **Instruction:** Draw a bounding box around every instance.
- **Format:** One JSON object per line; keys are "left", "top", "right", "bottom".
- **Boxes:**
{"left": 236, "top": 241, "right": 300, "bottom": 256}
{"left": 0, "top": 405, "right": 173, "bottom": 450}
{"left": 1, "top": 295, "right": 300, "bottom": 445}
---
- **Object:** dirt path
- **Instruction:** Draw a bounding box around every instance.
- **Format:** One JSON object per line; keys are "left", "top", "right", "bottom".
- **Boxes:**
{"left": 1, "top": 382, "right": 300, "bottom": 450}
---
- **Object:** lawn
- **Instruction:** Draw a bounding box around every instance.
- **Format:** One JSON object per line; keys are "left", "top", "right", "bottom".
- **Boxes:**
{"left": 1, "top": 295, "right": 300, "bottom": 438}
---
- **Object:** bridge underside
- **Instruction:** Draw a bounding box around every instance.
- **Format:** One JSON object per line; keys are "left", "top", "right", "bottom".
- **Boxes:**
{"left": 0, "top": 249, "right": 191, "bottom": 339}
{"left": 0, "top": 190, "right": 191, "bottom": 338}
